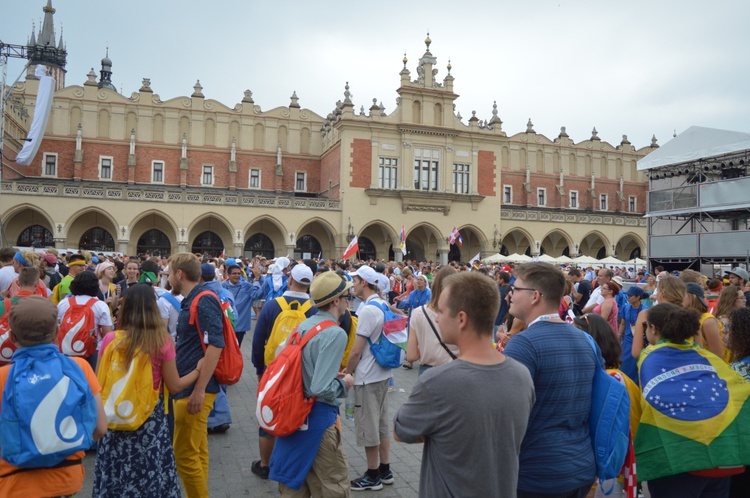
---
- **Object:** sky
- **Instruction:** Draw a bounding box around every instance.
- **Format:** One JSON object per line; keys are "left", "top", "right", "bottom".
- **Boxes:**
{"left": 3, "top": 0, "right": 749, "bottom": 150}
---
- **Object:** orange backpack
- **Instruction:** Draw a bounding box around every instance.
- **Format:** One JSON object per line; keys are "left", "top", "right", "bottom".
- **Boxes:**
{"left": 58, "top": 297, "right": 98, "bottom": 357}
{"left": 189, "top": 291, "right": 243, "bottom": 385}
{"left": 256, "top": 320, "right": 336, "bottom": 437}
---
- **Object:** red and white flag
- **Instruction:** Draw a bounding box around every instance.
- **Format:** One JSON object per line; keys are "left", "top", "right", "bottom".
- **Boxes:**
{"left": 342, "top": 236, "right": 359, "bottom": 260}
{"left": 449, "top": 227, "right": 460, "bottom": 245}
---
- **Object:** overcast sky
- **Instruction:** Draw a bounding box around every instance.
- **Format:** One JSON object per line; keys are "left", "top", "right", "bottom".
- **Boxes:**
{"left": 4, "top": 0, "right": 749, "bottom": 149}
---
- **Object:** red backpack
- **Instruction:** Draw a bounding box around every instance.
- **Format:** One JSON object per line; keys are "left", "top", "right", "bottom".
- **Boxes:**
{"left": 189, "top": 291, "right": 243, "bottom": 385}
{"left": 58, "top": 297, "right": 98, "bottom": 357}
{"left": 0, "top": 298, "right": 16, "bottom": 364}
{"left": 256, "top": 320, "right": 336, "bottom": 437}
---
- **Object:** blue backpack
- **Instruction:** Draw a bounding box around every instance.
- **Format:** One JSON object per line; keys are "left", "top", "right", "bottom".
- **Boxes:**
{"left": 583, "top": 333, "right": 631, "bottom": 487}
{"left": 366, "top": 302, "right": 408, "bottom": 369}
{"left": 0, "top": 344, "right": 98, "bottom": 468}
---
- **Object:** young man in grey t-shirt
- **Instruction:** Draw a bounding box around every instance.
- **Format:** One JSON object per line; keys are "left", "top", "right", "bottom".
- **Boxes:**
{"left": 394, "top": 272, "right": 535, "bottom": 498}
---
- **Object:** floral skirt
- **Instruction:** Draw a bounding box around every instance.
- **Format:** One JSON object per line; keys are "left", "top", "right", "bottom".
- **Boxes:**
{"left": 93, "top": 398, "right": 180, "bottom": 498}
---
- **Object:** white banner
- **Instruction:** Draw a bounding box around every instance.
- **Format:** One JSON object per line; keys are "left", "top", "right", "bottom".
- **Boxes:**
{"left": 16, "top": 66, "right": 55, "bottom": 166}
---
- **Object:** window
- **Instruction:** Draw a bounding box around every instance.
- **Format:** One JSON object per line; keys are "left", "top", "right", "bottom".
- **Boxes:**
{"left": 537, "top": 188, "right": 546, "bottom": 207}
{"left": 453, "top": 163, "right": 470, "bottom": 194}
{"left": 152, "top": 161, "right": 164, "bottom": 183}
{"left": 202, "top": 165, "right": 214, "bottom": 185}
{"left": 629, "top": 195, "right": 637, "bottom": 212}
{"left": 570, "top": 190, "right": 578, "bottom": 209}
{"left": 413, "top": 148, "right": 439, "bottom": 191}
{"left": 99, "top": 156, "right": 112, "bottom": 180}
{"left": 43, "top": 153, "right": 57, "bottom": 177}
{"left": 295, "top": 171, "right": 307, "bottom": 192}
{"left": 503, "top": 185, "right": 512, "bottom": 204}
{"left": 249, "top": 168, "right": 261, "bottom": 189}
{"left": 600, "top": 194, "right": 608, "bottom": 211}
{"left": 378, "top": 157, "right": 398, "bottom": 189}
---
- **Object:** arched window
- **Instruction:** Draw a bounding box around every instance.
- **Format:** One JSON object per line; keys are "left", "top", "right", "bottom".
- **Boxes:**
{"left": 79, "top": 227, "right": 115, "bottom": 252}
{"left": 245, "top": 233, "right": 275, "bottom": 259}
{"left": 191, "top": 231, "right": 223, "bottom": 257}
{"left": 358, "top": 236, "right": 376, "bottom": 261}
{"left": 137, "top": 229, "right": 171, "bottom": 257}
{"left": 17, "top": 224, "right": 54, "bottom": 248}
{"left": 295, "top": 235, "right": 321, "bottom": 260}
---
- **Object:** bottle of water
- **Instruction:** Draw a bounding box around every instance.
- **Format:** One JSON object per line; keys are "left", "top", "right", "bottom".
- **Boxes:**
{"left": 345, "top": 389, "right": 355, "bottom": 421}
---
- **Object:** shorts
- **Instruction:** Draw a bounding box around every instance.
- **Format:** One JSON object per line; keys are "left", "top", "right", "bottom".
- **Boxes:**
{"left": 253, "top": 299, "right": 266, "bottom": 308}
{"left": 354, "top": 379, "right": 390, "bottom": 447}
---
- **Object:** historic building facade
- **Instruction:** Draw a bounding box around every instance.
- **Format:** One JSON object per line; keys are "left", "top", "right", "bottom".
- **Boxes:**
{"left": 1, "top": 3, "right": 655, "bottom": 263}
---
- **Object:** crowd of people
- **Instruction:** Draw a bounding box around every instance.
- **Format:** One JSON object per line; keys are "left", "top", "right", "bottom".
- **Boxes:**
{"left": 1, "top": 246, "right": 750, "bottom": 497}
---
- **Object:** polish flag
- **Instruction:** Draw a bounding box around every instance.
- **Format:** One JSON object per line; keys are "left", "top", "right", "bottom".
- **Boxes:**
{"left": 342, "top": 236, "right": 359, "bottom": 260}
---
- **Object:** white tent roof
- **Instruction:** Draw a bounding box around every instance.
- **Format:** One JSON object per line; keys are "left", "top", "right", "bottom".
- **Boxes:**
{"left": 637, "top": 126, "right": 750, "bottom": 171}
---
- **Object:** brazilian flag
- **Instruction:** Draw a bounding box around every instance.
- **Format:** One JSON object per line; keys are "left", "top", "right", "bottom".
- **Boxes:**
{"left": 635, "top": 341, "right": 750, "bottom": 481}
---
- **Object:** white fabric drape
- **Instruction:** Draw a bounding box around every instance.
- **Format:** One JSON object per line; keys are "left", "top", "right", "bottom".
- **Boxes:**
{"left": 16, "top": 65, "right": 55, "bottom": 166}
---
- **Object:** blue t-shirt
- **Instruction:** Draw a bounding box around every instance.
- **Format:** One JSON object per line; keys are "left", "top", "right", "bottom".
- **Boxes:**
{"left": 173, "top": 282, "right": 225, "bottom": 399}
{"left": 495, "top": 284, "right": 510, "bottom": 326}
{"left": 503, "top": 321, "right": 597, "bottom": 494}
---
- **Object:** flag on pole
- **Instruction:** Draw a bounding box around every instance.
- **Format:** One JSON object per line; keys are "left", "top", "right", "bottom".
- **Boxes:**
{"left": 399, "top": 226, "right": 407, "bottom": 256}
{"left": 342, "top": 236, "right": 359, "bottom": 260}
{"left": 457, "top": 234, "right": 463, "bottom": 246}
{"left": 449, "top": 227, "right": 460, "bottom": 245}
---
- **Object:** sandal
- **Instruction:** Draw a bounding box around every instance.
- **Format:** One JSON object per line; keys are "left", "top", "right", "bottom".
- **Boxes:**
{"left": 402, "top": 362, "right": 413, "bottom": 369}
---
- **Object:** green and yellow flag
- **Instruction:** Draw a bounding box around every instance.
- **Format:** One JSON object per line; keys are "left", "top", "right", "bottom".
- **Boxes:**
{"left": 635, "top": 341, "right": 750, "bottom": 481}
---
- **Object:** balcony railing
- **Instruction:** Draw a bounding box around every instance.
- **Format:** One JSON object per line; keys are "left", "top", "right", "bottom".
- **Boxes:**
{"left": 1, "top": 180, "right": 341, "bottom": 211}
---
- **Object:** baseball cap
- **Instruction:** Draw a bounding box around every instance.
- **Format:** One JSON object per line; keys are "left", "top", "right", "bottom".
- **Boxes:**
{"left": 355, "top": 265, "right": 378, "bottom": 285}
{"left": 9, "top": 296, "right": 59, "bottom": 345}
{"left": 225, "top": 257, "right": 238, "bottom": 267}
{"left": 625, "top": 286, "right": 644, "bottom": 298}
{"left": 42, "top": 252, "right": 57, "bottom": 266}
{"left": 201, "top": 263, "right": 216, "bottom": 281}
{"left": 726, "top": 267, "right": 750, "bottom": 282}
{"left": 310, "top": 271, "right": 352, "bottom": 307}
{"left": 290, "top": 264, "right": 313, "bottom": 285}
{"left": 685, "top": 282, "right": 708, "bottom": 307}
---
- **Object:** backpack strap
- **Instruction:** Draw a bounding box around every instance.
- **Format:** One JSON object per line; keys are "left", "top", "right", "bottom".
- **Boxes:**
{"left": 159, "top": 292, "right": 181, "bottom": 311}
{"left": 421, "top": 305, "right": 457, "bottom": 360}
{"left": 189, "top": 291, "right": 222, "bottom": 349}
{"left": 296, "top": 320, "right": 337, "bottom": 348}
{"left": 275, "top": 296, "right": 290, "bottom": 311}
{"left": 1, "top": 298, "right": 11, "bottom": 316}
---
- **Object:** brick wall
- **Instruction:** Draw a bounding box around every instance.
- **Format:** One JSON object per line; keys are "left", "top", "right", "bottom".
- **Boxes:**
{"left": 477, "top": 150, "right": 496, "bottom": 197}
{"left": 320, "top": 145, "right": 341, "bottom": 199}
{"left": 349, "top": 139, "right": 371, "bottom": 188}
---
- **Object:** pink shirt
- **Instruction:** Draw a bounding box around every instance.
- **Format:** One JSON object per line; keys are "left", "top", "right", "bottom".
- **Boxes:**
{"left": 100, "top": 332, "right": 176, "bottom": 391}
{"left": 594, "top": 300, "right": 620, "bottom": 335}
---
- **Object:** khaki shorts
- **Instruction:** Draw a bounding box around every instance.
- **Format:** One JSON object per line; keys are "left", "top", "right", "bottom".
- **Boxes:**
{"left": 354, "top": 379, "right": 390, "bottom": 447}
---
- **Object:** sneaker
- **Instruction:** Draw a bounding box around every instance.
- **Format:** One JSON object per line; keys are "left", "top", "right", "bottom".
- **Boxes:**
{"left": 251, "top": 460, "right": 270, "bottom": 480}
{"left": 351, "top": 473, "right": 383, "bottom": 491}
{"left": 207, "top": 423, "right": 230, "bottom": 434}
{"left": 379, "top": 469, "right": 394, "bottom": 485}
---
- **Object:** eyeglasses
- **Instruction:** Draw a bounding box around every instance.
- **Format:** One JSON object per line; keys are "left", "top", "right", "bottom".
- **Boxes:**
{"left": 510, "top": 285, "right": 541, "bottom": 296}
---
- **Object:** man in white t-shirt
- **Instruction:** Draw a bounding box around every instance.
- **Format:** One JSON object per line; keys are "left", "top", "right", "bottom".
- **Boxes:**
{"left": 582, "top": 268, "right": 613, "bottom": 314}
{"left": 0, "top": 248, "right": 19, "bottom": 293}
{"left": 345, "top": 265, "right": 394, "bottom": 491}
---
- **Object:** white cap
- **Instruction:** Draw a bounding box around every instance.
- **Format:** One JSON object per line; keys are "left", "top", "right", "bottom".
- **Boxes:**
{"left": 290, "top": 264, "right": 313, "bottom": 285}
{"left": 355, "top": 265, "right": 378, "bottom": 285}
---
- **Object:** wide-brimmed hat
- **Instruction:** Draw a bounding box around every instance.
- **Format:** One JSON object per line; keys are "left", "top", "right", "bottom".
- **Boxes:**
{"left": 311, "top": 271, "right": 352, "bottom": 307}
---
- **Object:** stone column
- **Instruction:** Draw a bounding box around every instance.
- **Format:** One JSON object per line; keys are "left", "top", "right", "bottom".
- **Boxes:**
{"left": 437, "top": 249, "right": 448, "bottom": 266}
{"left": 233, "top": 243, "right": 243, "bottom": 258}
{"left": 117, "top": 240, "right": 129, "bottom": 255}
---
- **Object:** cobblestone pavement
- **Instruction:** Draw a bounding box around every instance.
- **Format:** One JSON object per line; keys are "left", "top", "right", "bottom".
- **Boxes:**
{"left": 80, "top": 324, "right": 423, "bottom": 497}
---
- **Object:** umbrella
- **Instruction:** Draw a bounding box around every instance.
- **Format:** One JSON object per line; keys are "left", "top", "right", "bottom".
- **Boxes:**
{"left": 572, "top": 255, "right": 600, "bottom": 266}
{"left": 599, "top": 256, "right": 625, "bottom": 266}
{"left": 556, "top": 255, "right": 574, "bottom": 264}
{"left": 482, "top": 253, "right": 506, "bottom": 263}
{"left": 536, "top": 254, "right": 558, "bottom": 264}
{"left": 507, "top": 253, "right": 533, "bottom": 263}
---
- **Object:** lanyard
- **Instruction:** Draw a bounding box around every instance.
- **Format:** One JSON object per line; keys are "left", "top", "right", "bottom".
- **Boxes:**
{"left": 528, "top": 313, "right": 563, "bottom": 328}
